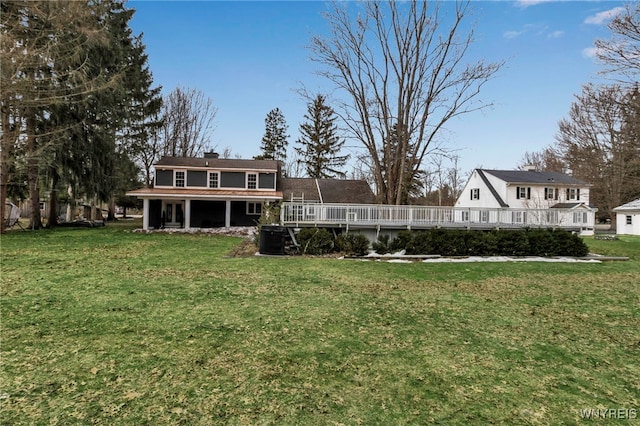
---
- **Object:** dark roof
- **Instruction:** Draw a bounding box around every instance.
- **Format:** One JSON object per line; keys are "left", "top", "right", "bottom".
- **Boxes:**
{"left": 317, "top": 179, "right": 377, "bottom": 204}
{"left": 482, "top": 169, "right": 588, "bottom": 186}
{"left": 155, "top": 156, "right": 280, "bottom": 171}
{"left": 279, "top": 178, "right": 376, "bottom": 204}
{"left": 477, "top": 169, "right": 508, "bottom": 207}
{"left": 279, "top": 178, "right": 320, "bottom": 201}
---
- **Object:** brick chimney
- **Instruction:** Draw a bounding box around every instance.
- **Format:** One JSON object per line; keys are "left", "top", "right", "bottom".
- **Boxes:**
{"left": 204, "top": 152, "right": 219, "bottom": 159}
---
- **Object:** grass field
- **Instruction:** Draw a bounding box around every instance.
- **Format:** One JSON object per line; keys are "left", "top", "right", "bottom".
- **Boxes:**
{"left": 1, "top": 221, "right": 639, "bottom": 425}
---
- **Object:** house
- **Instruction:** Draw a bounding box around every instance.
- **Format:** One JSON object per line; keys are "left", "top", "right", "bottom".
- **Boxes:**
{"left": 127, "top": 153, "right": 282, "bottom": 230}
{"left": 613, "top": 198, "right": 640, "bottom": 235}
{"left": 126, "top": 153, "right": 376, "bottom": 230}
{"left": 454, "top": 168, "right": 596, "bottom": 232}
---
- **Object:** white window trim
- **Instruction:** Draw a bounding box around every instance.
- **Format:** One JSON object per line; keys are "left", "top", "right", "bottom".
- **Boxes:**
{"left": 247, "top": 173, "right": 257, "bottom": 190}
{"left": 247, "top": 202, "right": 263, "bottom": 215}
{"left": 174, "top": 170, "right": 185, "bottom": 188}
{"left": 208, "top": 171, "right": 219, "bottom": 188}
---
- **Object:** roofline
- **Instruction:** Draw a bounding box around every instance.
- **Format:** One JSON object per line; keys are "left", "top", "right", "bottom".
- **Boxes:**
{"left": 477, "top": 169, "right": 509, "bottom": 208}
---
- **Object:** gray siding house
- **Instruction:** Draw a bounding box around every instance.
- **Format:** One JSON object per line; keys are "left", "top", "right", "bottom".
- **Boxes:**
{"left": 127, "top": 154, "right": 375, "bottom": 230}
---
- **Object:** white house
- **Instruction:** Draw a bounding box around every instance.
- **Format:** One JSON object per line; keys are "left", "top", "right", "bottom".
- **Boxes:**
{"left": 455, "top": 169, "right": 596, "bottom": 234}
{"left": 613, "top": 198, "right": 640, "bottom": 235}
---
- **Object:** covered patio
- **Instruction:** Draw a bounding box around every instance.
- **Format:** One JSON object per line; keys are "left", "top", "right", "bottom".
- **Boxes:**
{"left": 126, "top": 188, "right": 282, "bottom": 230}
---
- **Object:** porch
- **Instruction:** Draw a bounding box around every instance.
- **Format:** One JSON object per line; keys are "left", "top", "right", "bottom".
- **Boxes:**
{"left": 280, "top": 202, "right": 596, "bottom": 235}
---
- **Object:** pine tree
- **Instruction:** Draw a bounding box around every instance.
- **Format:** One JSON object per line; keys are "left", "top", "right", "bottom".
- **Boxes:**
{"left": 295, "top": 95, "right": 349, "bottom": 179}
{"left": 256, "top": 108, "right": 288, "bottom": 163}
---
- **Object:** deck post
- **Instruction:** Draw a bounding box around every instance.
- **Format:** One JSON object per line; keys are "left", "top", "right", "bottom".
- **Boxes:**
{"left": 225, "top": 200, "right": 231, "bottom": 227}
{"left": 184, "top": 199, "right": 191, "bottom": 230}
{"left": 142, "top": 198, "right": 149, "bottom": 230}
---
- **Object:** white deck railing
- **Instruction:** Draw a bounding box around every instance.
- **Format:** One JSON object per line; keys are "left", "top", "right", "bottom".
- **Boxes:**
{"left": 280, "top": 202, "right": 595, "bottom": 230}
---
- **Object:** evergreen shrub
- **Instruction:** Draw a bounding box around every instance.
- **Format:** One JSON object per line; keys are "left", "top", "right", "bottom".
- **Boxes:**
{"left": 297, "top": 228, "right": 335, "bottom": 255}
{"left": 371, "top": 234, "right": 391, "bottom": 254}
{"left": 388, "top": 228, "right": 589, "bottom": 257}
{"left": 336, "top": 233, "right": 370, "bottom": 256}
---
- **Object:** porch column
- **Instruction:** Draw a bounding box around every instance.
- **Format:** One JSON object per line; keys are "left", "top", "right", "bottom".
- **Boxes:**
{"left": 142, "top": 198, "right": 149, "bottom": 230}
{"left": 225, "top": 200, "right": 231, "bottom": 227}
{"left": 184, "top": 199, "right": 191, "bottom": 230}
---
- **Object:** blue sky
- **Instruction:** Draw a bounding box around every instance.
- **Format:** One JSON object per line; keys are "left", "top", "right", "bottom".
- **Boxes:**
{"left": 128, "top": 0, "right": 626, "bottom": 175}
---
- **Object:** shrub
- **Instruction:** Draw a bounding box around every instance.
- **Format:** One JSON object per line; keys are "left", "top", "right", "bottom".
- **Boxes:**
{"left": 383, "top": 228, "right": 589, "bottom": 257}
{"left": 371, "top": 234, "right": 391, "bottom": 254}
{"left": 389, "top": 230, "right": 413, "bottom": 253}
{"left": 495, "top": 230, "right": 530, "bottom": 256}
{"left": 297, "top": 228, "right": 335, "bottom": 255}
{"left": 464, "top": 231, "right": 498, "bottom": 256}
{"left": 336, "top": 233, "right": 370, "bottom": 256}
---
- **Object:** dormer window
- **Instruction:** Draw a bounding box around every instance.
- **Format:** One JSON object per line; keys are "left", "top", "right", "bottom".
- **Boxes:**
{"left": 209, "top": 172, "right": 219, "bottom": 188}
{"left": 247, "top": 173, "right": 257, "bottom": 189}
{"left": 175, "top": 171, "right": 185, "bottom": 187}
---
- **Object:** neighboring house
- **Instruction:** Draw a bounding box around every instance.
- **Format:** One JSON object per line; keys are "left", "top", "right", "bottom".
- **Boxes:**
{"left": 454, "top": 168, "right": 596, "bottom": 231}
{"left": 456, "top": 168, "right": 592, "bottom": 209}
{"left": 126, "top": 154, "right": 376, "bottom": 230}
{"left": 613, "top": 198, "right": 640, "bottom": 235}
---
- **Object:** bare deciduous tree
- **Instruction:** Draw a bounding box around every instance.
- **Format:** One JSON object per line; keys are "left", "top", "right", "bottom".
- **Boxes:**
{"left": 160, "top": 86, "right": 217, "bottom": 158}
{"left": 556, "top": 83, "right": 640, "bottom": 224}
{"left": 310, "top": 0, "right": 503, "bottom": 204}
{"left": 594, "top": 2, "right": 640, "bottom": 83}
{"left": 518, "top": 147, "right": 566, "bottom": 173}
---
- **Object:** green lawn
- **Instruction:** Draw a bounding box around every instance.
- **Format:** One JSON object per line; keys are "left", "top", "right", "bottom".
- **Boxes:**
{"left": 1, "top": 222, "right": 639, "bottom": 425}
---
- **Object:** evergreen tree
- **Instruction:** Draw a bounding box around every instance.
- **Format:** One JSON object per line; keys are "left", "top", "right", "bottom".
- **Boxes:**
{"left": 256, "top": 108, "right": 288, "bottom": 163}
{"left": 1, "top": 0, "right": 162, "bottom": 230}
{"left": 295, "top": 94, "right": 349, "bottom": 178}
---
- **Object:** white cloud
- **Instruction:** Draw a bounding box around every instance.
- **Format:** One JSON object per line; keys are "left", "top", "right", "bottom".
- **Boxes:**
{"left": 503, "top": 24, "right": 563, "bottom": 40}
{"left": 504, "top": 29, "right": 526, "bottom": 39}
{"left": 582, "top": 46, "right": 600, "bottom": 58}
{"left": 548, "top": 30, "right": 564, "bottom": 39}
{"left": 584, "top": 7, "right": 625, "bottom": 25}
{"left": 515, "top": 0, "right": 555, "bottom": 8}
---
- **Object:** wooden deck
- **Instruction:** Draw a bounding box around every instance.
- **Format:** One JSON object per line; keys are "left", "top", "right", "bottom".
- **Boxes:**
{"left": 280, "top": 202, "right": 596, "bottom": 234}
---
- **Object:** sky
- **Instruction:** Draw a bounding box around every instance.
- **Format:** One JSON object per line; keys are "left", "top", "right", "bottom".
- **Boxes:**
{"left": 127, "top": 0, "right": 628, "bottom": 176}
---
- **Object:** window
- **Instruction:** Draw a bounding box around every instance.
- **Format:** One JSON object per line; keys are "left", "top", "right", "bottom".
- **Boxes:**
{"left": 567, "top": 188, "right": 580, "bottom": 201}
{"left": 247, "top": 173, "right": 257, "bottom": 189}
{"left": 461, "top": 211, "right": 470, "bottom": 222}
{"left": 626, "top": 215, "right": 632, "bottom": 225}
{"left": 516, "top": 186, "right": 530, "bottom": 200}
{"left": 470, "top": 188, "right": 480, "bottom": 200}
{"left": 175, "top": 171, "right": 185, "bottom": 187}
{"left": 546, "top": 211, "right": 559, "bottom": 224}
{"left": 208, "top": 172, "right": 219, "bottom": 188}
{"left": 512, "top": 211, "right": 527, "bottom": 224}
{"left": 544, "top": 187, "right": 558, "bottom": 200}
{"left": 480, "top": 210, "right": 489, "bottom": 223}
{"left": 247, "top": 202, "right": 262, "bottom": 215}
{"left": 573, "top": 212, "right": 588, "bottom": 224}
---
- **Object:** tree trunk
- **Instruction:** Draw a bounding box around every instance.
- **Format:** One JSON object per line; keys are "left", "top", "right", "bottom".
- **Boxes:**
{"left": 47, "top": 167, "right": 59, "bottom": 228}
{"left": 0, "top": 104, "right": 12, "bottom": 234}
{"left": 26, "top": 109, "right": 42, "bottom": 230}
